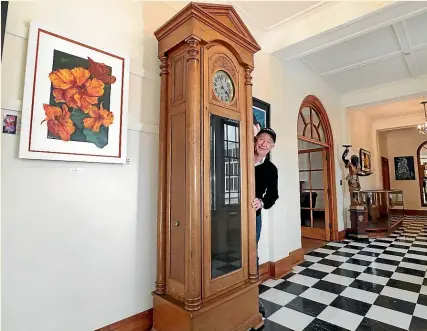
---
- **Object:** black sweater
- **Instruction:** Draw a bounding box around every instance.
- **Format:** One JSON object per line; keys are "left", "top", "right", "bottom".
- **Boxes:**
{"left": 255, "top": 159, "right": 279, "bottom": 216}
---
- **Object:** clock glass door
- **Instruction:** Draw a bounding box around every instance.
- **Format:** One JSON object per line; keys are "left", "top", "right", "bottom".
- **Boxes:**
{"left": 210, "top": 114, "right": 242, "bottom": 279}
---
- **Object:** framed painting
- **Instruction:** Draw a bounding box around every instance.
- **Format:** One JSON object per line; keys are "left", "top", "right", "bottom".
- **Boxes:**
{"left": 1, "top": 1, "right": 8, "bottom": 58}
{"left": 394, "top": 156, "right": 415, "bottom": 180}
{"left": 253, "top": 97, "right": 271, "bottom": 160}
{"left": 19, "top": 21, "right": 129, "bottom": 163}
{"left": 359, "top": 148, "right": 371, "bottom": 172}
{"left": 252, "top": 97, "right": 270, "bottom": 137}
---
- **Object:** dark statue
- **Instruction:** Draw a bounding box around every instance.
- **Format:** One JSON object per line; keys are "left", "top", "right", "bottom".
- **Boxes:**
{"left": 342, "top": 145, "right": 372, "bottom": 205}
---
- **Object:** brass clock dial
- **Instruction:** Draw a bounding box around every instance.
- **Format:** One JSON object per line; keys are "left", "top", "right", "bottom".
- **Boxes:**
{"left": 213, "top": 70, "right": 234, "bottom": 103}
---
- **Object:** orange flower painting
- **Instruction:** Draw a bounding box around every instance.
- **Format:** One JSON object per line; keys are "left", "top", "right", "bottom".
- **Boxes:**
{"left": 41, "top": 104, "right": 75, "bottom": 141}
{"left": 43, "top": 50, "right": 116, "bottom": 148}
{"left": 49, "top": 67, "right": 105, "bottom": 112}
{"left": 83, "top": 103, "right": 114, "bottom": 133}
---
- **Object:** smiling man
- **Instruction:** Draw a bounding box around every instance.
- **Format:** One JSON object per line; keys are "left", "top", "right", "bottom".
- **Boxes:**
{"left": 251, "top": 127, "right": 279, "bottom": 316}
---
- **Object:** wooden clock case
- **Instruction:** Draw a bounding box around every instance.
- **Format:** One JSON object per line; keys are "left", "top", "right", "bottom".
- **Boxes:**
{"left": 153, "top": 3, "right": 262, "bottom": 330}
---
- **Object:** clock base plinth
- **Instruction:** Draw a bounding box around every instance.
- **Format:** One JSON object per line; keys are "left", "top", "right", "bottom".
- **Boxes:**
{"left": 152, "top": 281, "right": 263, "bottom": 331}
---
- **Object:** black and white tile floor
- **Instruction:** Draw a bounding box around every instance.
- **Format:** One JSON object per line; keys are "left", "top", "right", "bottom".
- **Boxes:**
{"left": 257, "top": 216, "right": 427, "bottom": 331}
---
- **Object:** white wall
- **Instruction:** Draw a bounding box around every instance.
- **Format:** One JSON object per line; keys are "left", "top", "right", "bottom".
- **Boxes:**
{"left": 346, "top": 110, "right": 376, "bottom": 189}
{"left": 1, "top": 1, "right": 165, "bottom": 331}
{"left": 252, "top": 52, "right": 284, "bottom": 263}
{"left": 262, "top": 58, "right": 346, "bottom": 262}
{"left": 372, "top": 113, "right": 425, "bottom": 188}
{"left": 380, "top": 127, "right": 426, "bottom": 210}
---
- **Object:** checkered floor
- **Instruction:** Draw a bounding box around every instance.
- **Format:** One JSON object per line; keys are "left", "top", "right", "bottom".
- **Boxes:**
{"left": 256, "top": 216, "right": 427, "bottom": 331}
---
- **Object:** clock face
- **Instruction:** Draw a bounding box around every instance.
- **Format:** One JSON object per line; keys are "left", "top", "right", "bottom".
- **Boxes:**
{"left": 213, "top": 70, "right": 234, "bottom": 103}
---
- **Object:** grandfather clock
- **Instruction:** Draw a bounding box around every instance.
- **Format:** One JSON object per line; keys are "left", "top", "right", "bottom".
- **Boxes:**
{"left": 153, "top": 3, "right": 262, "bottom": 330}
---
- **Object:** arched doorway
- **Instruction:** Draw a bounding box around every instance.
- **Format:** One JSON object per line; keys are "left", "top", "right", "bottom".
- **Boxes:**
{"left": 417, "top": 141, "right": 427, "bottom": 206}
{"left": 297, "top": 95, "right": 338, "bottom": 241}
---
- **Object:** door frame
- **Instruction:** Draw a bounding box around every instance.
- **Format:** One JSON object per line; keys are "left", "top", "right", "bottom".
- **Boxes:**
{"left": 381, "top": 157, "right": 391, "bottom": 189}
{"left": 417, "top": 141, "right": 427, "bottom": 207}
{"left": 298, "top": 95, "right": 338, "bottom": 241}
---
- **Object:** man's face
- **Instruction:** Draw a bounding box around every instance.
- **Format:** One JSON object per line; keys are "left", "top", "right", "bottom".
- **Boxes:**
{"left": 255, "top": 133, "right": 275, "bottom": 157}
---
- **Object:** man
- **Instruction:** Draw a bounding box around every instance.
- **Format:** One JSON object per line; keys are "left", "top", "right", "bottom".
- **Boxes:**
{"left": 251, "top": 127, "right": 279, "bottom": 316}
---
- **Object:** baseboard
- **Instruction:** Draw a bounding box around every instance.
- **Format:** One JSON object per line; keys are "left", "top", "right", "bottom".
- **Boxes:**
{"left": 405, "top": 209, "right": 427, "bottom": 216}
{"left": 259, "top": 261, "right": 272, "bottom": 281}
{"left": 264, "top": 247, "right": 305, "bottom": 280}
{"left": 95, "top": 309, "right": 153, "bottom": 331}
{"left": 338, "top": 228, "right": 348, "bottom": 240}
{"left": 289, "top": 248, "right": 304, "bottom": 265}
{"left": 270, "top": 255, "right": 292, "bottom": 279}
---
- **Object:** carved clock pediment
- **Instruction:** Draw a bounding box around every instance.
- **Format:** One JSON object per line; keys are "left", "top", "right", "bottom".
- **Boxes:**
{"left": 194, "top": 3, "right": 259, "bottom": 47}
{"left": 154, "top": 2, "right": 261, "bottom": 64}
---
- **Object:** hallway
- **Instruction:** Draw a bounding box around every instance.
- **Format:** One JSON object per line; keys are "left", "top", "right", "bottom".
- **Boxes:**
{"left": 257, "top": 216, "right": 427, "bottom": 330}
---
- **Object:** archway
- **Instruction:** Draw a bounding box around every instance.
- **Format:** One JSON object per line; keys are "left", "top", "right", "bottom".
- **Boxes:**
{"left": 297, "top": 95, "right": 338, "bottom": 242}
{"left": 417, "top": 141, "right": 427, "bottom": 207}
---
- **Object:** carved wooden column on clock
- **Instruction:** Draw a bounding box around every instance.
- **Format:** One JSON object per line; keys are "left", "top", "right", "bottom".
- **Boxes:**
{"left": 153, "top": 3, "right": 262, "bottom": 331}
{"left": 155, "top": 55, "right": 168, "bottom": 296}
{"left": 245, "top": 66, "right": 258, "bottom": 282}
{"left": 184, "top": 35, "right": 202, "bottom": 311}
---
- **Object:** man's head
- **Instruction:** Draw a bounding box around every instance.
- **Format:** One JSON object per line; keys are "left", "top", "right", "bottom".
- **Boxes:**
{"left": 255, "top": 128, "right": 276, "bottom": 158}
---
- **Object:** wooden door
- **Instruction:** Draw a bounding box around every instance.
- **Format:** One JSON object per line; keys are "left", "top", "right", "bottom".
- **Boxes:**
{"left": 381, "top": 157, "right": 390, "bottom": 189}
{"left": 298, "top": 147, "right": 330, "bottom": 240}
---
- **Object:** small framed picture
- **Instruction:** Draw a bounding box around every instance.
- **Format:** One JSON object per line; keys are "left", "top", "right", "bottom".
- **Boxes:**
{"left": 359, "top": 148, "right": 371, "bottom": 172}
{"left": 3, "top": 114, "right": 17, "bottom": 134}
{"left": 394, "top": 156, "right": 415, "bottom": 180}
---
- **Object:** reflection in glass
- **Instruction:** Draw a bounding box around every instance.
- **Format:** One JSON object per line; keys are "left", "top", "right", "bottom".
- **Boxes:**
{"left": 310, "top": 152, "right": 323, "bottom": 171}
{"left": 298, "top": 153, "right": 310, "bottom": 171}
{"left": 318, "top": 124, "right": 325, "bottom": 142}
{"left": 311, "top": 170, "right": 324, "bottom": 189}
{"left": 299, "top": 150, "right": 327, "bottom": 229}
{"left": 297, "top": 114, "right": 305, "bottom": 136}
{"left": 301, "top": 107, "right": 310, "bottom": 120}
{"left": 210, "top": 114, "right": 242, "bottom": 279}
{"left": 298, "top": 139, "right": 323, "bottom": 150}
{"left": 311, "top": 108, "right": 320, "bottom": 126}
{"left": 298, "top": 106, "right": 326, "bottom": 143}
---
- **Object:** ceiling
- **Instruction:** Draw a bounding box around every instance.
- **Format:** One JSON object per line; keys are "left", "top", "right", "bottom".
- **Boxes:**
{"left": 299, "top": 10, "right": 427, "bottom": 94}
{"left": 162, "top": 1, "right": 323, "bottom": 31}
{"left": 231, "top": 1, "right": 322, "bottom": 31}
{"left": 159, "top": 1, "right": 427, "bottom": 98}
{"left": 355, "top": 96, "right": 427, "bottom": 121}
{"left": 160, "top": 1, "right": 326, "bottom": 42}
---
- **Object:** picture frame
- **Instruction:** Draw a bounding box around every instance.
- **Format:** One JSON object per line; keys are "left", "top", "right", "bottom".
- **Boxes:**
{"left": 253, "top": 97, "right": 271, "bottom": 159}
{"left": 3, "top": 113, "right": 17, "bottom": 134}
{"left": 394, "top": 156, "right": 415, "bottom": 180}
{"left": 1, "top": 1, "right": 8, "bottom": 58}
{"left": 359, "top": 148, "right": 371, "bottom": 172}
{"left": 19, "top": 21, "right": 129, "bottom": 163}
{"left": 252, "top": 97, "right": 270, "bottom": 137}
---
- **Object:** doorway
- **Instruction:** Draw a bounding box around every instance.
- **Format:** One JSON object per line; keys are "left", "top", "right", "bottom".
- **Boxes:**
{"left": 297, "top": 95, "right": 338, "bottom": 242}
{"left": 417, "top": 141, "right": 427, "bottom": 206}
{"left": 381, "top": 157, "right": 391, "bottom": 189}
